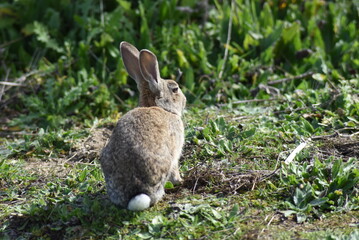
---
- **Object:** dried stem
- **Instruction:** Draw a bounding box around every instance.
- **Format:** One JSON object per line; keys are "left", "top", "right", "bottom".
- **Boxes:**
{"left": 267, "top": 71, "right": 314, "bottom": 85}
{"left": 284, "top": 141, "right": 309, "bottom": 164}
{"left": 218, "top": 0, "right": 235, "bottom": 80}
{"left": 0, "top": 69, "right": 10, "bottom": 102}
{"left": 232, "top": 98, "right": 279, "bottom": 104}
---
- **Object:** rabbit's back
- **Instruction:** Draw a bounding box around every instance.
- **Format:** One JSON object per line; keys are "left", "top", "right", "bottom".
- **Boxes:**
{"left": 100, "top": 107, "right": 184, "bottom": 207}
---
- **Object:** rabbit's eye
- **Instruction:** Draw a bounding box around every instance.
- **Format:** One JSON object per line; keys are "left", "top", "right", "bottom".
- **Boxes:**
{"left": 172, "top": 87, "right": 179, "bottom": 93}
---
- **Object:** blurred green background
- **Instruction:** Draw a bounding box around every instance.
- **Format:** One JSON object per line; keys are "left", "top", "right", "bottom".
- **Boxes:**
{"left": 0, "top": 0, "right": 358, "bottom": 129}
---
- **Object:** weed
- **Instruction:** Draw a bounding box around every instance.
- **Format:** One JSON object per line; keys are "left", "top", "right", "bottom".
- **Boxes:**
{"left": 6, "top": 128, "right": 88, "bottom": 159}
{"left": 1, "top": 0, "right": 359, "bottom": 128}
{"left": 280, "top": 157, "right": 359, "bottom": 223}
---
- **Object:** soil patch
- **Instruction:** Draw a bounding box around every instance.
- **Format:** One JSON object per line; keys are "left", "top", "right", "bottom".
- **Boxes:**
{"left": 316, "top": 136, "right": 359, "bottom": 160}
{"left": 70, "top": 125, "right": 113, "bottom": 162}
{"left": 24, "top": 159, "right": 73, "bottom": 178}
{"left": 182, "top": 160, "right": 272, "bottom": 195}
{"left": 22, "top": 125, "right": 114, "bottom": 178}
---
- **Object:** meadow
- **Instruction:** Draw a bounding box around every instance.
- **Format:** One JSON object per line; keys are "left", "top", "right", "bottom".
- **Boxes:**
{"left": 0, "top": 0, "right": 358, "bottom": 239}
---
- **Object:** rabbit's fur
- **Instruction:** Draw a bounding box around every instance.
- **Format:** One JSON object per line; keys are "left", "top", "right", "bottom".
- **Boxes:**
{"left": 100, "top": 42, "right": 186, "bottom": 211}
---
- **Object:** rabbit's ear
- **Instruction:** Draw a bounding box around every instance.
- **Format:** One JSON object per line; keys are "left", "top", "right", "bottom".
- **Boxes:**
{"left": 139, "top": 50, "right": 162, "bottom": 94}
{"left": 120, "top": 41, "right": 142, "bottom": 83}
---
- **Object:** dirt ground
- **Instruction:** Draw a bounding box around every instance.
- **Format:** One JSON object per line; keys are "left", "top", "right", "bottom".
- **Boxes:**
{"left": 22, "top": 126, "right": 113, "bottom": 178}
{"left": 316, "top": 137, "right": 359, "bottom": 160}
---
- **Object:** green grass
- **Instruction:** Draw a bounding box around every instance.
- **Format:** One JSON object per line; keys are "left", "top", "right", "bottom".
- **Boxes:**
{"left": 0, "top": 0, "right": 358, "bottom": 239}
{"left": 0, "top": 151, "right": 357, "bottom": 239}
{"left": 1, "top": 91, "right": 358, "bottom": 238}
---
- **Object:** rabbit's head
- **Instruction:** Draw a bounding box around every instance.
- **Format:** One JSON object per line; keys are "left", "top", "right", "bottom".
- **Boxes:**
{"left": 120, "top": 42, "right": 186, "bottom": 116}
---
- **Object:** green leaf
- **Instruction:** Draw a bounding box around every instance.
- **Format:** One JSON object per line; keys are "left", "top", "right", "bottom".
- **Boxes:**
{"left": 33, "top": 21, "right": 63, "bottom": 53}
{"left": 309, "top": 197, "right": 328, "bottom": 207}
{"left": 184, "top": 67, "right": 195, "bottom": 91}
{"left": 301, "top": 118, "right": 315, "bottom": 134}
{"left": 293, "top": 188, "right": 303, "bottom": 206}
{"left": 280, "top": 210, "right": 297, "bottom": 218}
{"left": 138, "top": 2, "right": 150, "bottom": 46}
{"left": 229, "top": 204, "right": 239, "bottom": 218}
{"left": 296, "top": 212, "right": 307, "bottom": 223}
{"left": 164, "top": 181, "right": 174, "bottom": 189}
{"left": 331, "top": 159, "right": 343, "bottom": 180}
{"left": 243, "top": 34, "right": 259, "bottom": 49}
{"left": 282, "top": 22, "right": 300, "bottom": 44}
{"left": 78, "top": 169, "right": 88, "bottom": 182}
{"left": 210, "top": 120, "right": 219, "bottom": 133}
{"left": 241, "top": 128, "right": 256, "bottom": 138}
{"left": 211, "top": 209, "right": 222, "bottom": 220}
{"left": 312, "top": 73, "right": 326, "bottom": 82}
{"left": 176, "top": 49, "right": 190, "bottom": 68}
{"left": 136, "top": 232, "right": 152, "bottom": 239}
{"left": 151, "top": 215, "right": 164, "bottom": 225}
{"left": 259, "top": 2, "right": 274, "bottom": 29}
{"left": 118, "top": 0, "right": 131, "bottom": 10}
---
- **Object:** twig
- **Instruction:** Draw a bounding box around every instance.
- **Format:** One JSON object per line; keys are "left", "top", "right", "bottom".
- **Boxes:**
{"left": 0, "top": 61, "right": 75, "bottom": 108}
{"left": 284, "top": 141, "right": 309, "bottom": 164}
{"left": 260, "top": 167, "right": 281, "bottom": 181}
{"left": 0, "top": 37, "right": 23, "bottom": 49}
{"left": 267, "top": 71, "right": 314, "bottom": 85}
{"left": 337, "top": 127, "right": 359, "bottom": 133}
{"left": 312, "top": 130, "right": 359, "bottom": 140}
{"left": 0, "top": 69, "right": 10, "bottom": 102}
{"left": 0, "top": 82, "right": 25, "bottom": 87}
{"left": 62, "top": 152, "right": 78, "bottom": 165}
{"left": 311, "top": 132, "right": 339, "bottom": 141}
{"left": 176, "top": 68, "right": 183, "bottom": 82}
{"left": 273, "top": 152, "right": 283, "bottom": 171}
{"left": 259, "top": 152, "right": 283, "bottom": 181}
{"left": 251, "top": 179, "right": 257, "bottom": 191}
{"left": 0, "top": 69, "right": 42, "bottom": 93}
{"left": 217, "top": 98, "right": 280, "bottom": 107}
{"left": 113, "top": 93, "right": 126, "bottom": 106}
{"left": 232, "top": 98, "right": 279, "bottom": 104}
{"left": 258, "top": 214, "right": 276, "bottom": 239}
{"left": 267, "top": 214, "right": 275, "bottom": 226}
{"left": 0, "top": 69, "right": 42, "bottom": 108}
{"left": 218, "top": 0, "right": 235, "bottom": 80}
{"left": 192, "top": 177, "right": 199, "bottom": 194}
{"left": 231, "top": 115, "right": 256, "bottom": 121}
{"left": 77, "top": 162, "right": 99, "bottom": 166}
{"left": 258, "top": 84, "right": 281, "bottom": 96}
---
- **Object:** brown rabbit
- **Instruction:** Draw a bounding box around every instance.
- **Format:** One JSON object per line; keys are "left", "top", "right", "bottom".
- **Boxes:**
{"left": 100, "top": 42, "right": 186, "bottom": 211}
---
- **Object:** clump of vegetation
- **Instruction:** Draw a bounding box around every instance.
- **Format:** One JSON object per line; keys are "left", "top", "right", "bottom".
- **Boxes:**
{"left": 280, "top": 157, "right": 359, "bottom": 223}
{"left": 1, "top": 0, "right": 358, "bottom": 129}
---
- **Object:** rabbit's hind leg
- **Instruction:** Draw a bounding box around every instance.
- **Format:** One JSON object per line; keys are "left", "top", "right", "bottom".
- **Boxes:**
{"left": 149, "top": 183, "right": 165, "bottom": 205}
{"left": 105, "top": 177, "right": 128, "bottom": 208}
{"left": 168, "top": 168, "right": 182, "bottom": 185}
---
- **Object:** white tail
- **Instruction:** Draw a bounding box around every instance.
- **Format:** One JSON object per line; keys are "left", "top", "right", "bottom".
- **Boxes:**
{"left": 127, "top": 194, "right": 151, "bottom": 211}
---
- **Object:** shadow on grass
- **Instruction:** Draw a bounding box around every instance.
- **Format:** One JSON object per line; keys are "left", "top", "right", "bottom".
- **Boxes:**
{"left": 1, "top": 191, "right": 140, "bottom": 239}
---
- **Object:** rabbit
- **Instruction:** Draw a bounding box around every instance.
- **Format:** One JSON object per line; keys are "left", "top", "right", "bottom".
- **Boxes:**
{"left": 100, "top": 42, "right": 186, "bottom": 211}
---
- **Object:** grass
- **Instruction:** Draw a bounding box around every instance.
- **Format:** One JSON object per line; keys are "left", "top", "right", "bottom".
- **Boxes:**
{"left": 1, "top": 0, "right": 359, "bottom": 239}
{"left": 1, "top": 92, "right": 358, "bottom": 239}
